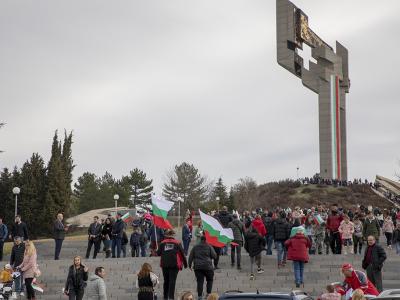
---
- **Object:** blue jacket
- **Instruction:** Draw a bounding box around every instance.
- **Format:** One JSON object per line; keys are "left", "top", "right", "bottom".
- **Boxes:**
{"left": 0, "top": 223, "right": 8, "bottom": 241}
{"left": 182, "top": 224, "right": 192, "bottom": 241}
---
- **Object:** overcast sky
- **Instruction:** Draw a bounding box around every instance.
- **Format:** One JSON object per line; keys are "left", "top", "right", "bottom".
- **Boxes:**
{"left": 1, "top": 0, "right": 399, "bottom": 193}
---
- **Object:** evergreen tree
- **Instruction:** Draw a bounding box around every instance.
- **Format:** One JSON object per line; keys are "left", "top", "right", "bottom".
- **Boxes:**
{"left": 211, "top": 177, "right": 230, "bottom": 209}
{"left": 61, "top": 130, "right": 74, "bottom": 214}
{"left": 0, "top": 168, "right": 14, "bottom": 224}
{"left": 74, "top": 172, "right": 100, "bottom": 213}
{"left": 163, "top": 162, "right": 207, "bottom": 216}
{"left": 121, "top": 168, "right": 153, "bottom": 208}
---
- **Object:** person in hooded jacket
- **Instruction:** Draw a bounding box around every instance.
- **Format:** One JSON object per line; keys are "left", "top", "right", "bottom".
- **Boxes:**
{"left": 251, "top": 215, "right": 267, "bottom": 237}
{"left": 271, "top": 211, "right": 290, "bottom": 268}
{"left": 157, "top": 229, "right": 187, "bottom": 300}
{"left": 86, "top": 266, "right": 107, "bottom": 300}
{"left": 244, "top": 226, "right": 265, "bottom": 280}
{"left": 64, "top": 256, "right": 89, "bottom": 300}
{"left": 188, "top": 235, "right": 217, "bottom": 300}
{"left": 228, "top": 214, "right": 244, "bottom": 269}
{"left": 285, "top": 230, "right": 311, "bottom": 288}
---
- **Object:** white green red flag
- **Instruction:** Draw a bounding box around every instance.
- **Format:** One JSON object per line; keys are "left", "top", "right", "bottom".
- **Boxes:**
{"left": 121, "top": 212, "right": 133, "bottom": 224}
{"left": 199, "top": 210, "right": 233, "bottom": 247}
{"left": 313, "top": 214, "right": 324, "bottom": 226}
{"left": 151, "top": 195, "right": 174, "bottom": 229}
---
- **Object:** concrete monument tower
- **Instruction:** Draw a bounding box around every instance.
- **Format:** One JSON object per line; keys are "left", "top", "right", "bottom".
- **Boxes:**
{"left": 276, "top": 0, "right": 350, "bottom": 180}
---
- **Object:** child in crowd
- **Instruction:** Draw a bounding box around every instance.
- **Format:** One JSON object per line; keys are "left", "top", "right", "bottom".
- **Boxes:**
{"left": 339, "top": 215, "right": 354, "bottom": 255}
{"left": 0, "top": 264, "right": 13, "bottom": 283}
{"left": 130, "top": 225, "right": 142, "bottom": 257}
{"left": 321, "top": 284, "right": 341, "bottom": 300}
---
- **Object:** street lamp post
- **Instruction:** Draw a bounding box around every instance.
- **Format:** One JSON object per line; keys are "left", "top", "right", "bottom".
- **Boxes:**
{"left": 177, "top": 196, "right": 183, "bottom": 228}
{"left": 296, "top": 167, "right": 300, "bottom": 180}
{"left": 113, "top": 194, "right": 119, "bottom": 213}
{"left": 216, "top": 196, "right": 220, "bottom": 212}
{"left": 12, "top": 187, "right": 20, "bottom": 217}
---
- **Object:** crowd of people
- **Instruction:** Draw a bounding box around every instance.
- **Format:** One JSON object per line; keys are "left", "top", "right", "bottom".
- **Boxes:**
{"left": 1, "top": 203, "right": 400, "bottom": 300}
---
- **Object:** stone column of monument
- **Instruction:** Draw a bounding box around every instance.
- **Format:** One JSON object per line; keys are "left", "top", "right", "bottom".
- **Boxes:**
{"left": 276, "top": 0, "right": 350, "bottom": 180}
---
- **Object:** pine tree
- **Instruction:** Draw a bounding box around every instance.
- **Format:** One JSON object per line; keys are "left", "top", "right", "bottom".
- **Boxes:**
{"left": 121, "top": 168, "right": 153, "bottom": 208}
{"left": 211, "top": 177, "right": 229, "bottom": 209}
{"left": 0, "top": 168, "right": 14, "bottom": 224}
{"left": 74, "top": 172, "right": 100, "bottom": 213}
{"left": 61, "top": 130, "right": 75, "bottom": 215}
{"left": 163, "top": 162, "right": 207, "bottom": 216}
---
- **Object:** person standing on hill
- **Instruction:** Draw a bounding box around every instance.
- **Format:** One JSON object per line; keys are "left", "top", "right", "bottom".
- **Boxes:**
{"left": 327, "top": 205, "right": 343, "bottom": 254}
{"left": 157, "top": 229, "right": 187, "bottom": 300}
{"left": 363, "top": 211, "right": 380, "bottom": 242}
{"left": 188, "top": 235, "right": 217, "bottom": 300}
{"left": 86, "top": 216, "right": 102, "bottom": 259}
{"left": 285, "top": 229, "right": 311, "bottom": 288}
{"left": 101, "top": 218, "right": 112, "bottom": 258}
{"left": 362, "top": 235, "right": 386, "bottom": 292}
{"left": 0, "top": 218, "right": 8, "bottom": 261}
{"left": 54, "top": 213, "right": 68, "bottom": 260}
{"left": 64, "top": 256, "right": 89, "bottom": 300}
{"left": 10, "top": 215, "right": 29, "bottom": 241}
{"left": 228, "top": 214, "right": 244, "bottom": 269}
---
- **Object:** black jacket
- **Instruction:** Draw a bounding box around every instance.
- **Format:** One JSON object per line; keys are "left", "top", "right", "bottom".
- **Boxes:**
{"left": 228, "top": 219, "right": 244, "bottom": 243}
{"left": 262, "top": 215, "right": 274, "bottom": 235}
{"left": 272, "top": 218, "right": 290, "bottom": 241}
{"left": 11, "top": 222, "right": 29, "bottom": 240}
{"left": 88, "top": 222, "right": 102, "bottom": 240}
{"left": 217, "top": 211, "right": 233, "bottom": 228}
{"left": 188, "top": 241, "right": 217, "bottom": 271}
{"left": 65, "top": 264, "right": 89, "bottom": 291}
{"left": 157, "top": 238, "right": 188, "bottom": 270}
{"left": 101, "top": 223, "right": 112, "bottom": 239}
{"left": 244, "top": 229, "right": 266, "bottom": 257}
{"left": 111, "top": 219, "right": 124, "bottom": 239}
{"left": 362, "top": 243, "right": 387, "bottom": 271}
{"left": 10, "top": 243, "right": 25, "bottom": 267}
{"left": 54, "top": 220, "right": 65, "bottom": 240}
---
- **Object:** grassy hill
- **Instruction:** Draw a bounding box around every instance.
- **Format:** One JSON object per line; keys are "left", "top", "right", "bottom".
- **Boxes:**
{"left": 254, "top": 181, "right": 392, "bottom": 209}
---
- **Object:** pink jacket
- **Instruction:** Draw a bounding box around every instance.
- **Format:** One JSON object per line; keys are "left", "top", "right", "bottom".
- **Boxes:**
{"left": 19, "top": 253, "right": 37, "bottom": 279}
{"left": 338, "top": 221, "right": 354, "bottom": 239}
{"left": 383, "top": 218, "right": 394, "bottom": 233}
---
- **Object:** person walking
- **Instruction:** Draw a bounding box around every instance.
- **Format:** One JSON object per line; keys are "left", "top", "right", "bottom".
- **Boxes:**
{"left": 157, "top": 229, "right": 187, "bottom": 300}
{"left": 393, "top": 222, "right": 400, "bottom": 255}
{"left": 17, "top": 240, "right": 38, "bottom": 300}
{"left": 10, "top": 236, "right": 25, "bottom": 296}
{"left": 363, "top": 211, "right": 380, "bottom": 242}
{"left": 362, "top": 235, "right": 387, "bottom": 292}
{"left": 194, "top": 221, "right": 203, "bottom": 244}
{"left": 353, "top": 216, "right": 364, "bottom": 255}
{"left": 338, "top": 215, "right": 355, "bottom": 255}
{"left": 271, "top": 211, "right": 290, "bottom": 268}
{"left": 149, "top": 223, "right": 164, "bottom": 257}
{"left": 244, "top": 226, "right": 265, "bottom": 280}
{"left": 228, "top": 214, "right": 244, "bottom": 269}
{"left": 86, "top": 266, "right": 107, "bottom": 300}
{"left": 216, "top": 206, "right": 233, "bottom": 255}
{"left": 64, "top": 256, "right": 89, "bottom": 300}
{"left": 182, "top": 220, "right": 192, "bottom": 256}
{"left": 136, "top": 263, "right": 159, "bottom": 300}
{"left": 9, "top": 215, "right": 29, "bottom": 241}
{"left": 101, "top": 218, "right": 112, "bottom": 258}
{"left": 54, "top": 213, "right": 68, "bottom": 260}
{"left": 327, "top": 205, "right": 343, "bottom": 254}
{"left": 285, "top": 229, "right": 311, "bottom": 288}
{"left": 0, "top": 218, "right": 8, "bottom": 261}
{"left": 111, "top": 213, "right": 124, "bottom": 258}
{"left": 188, "top": 235, "right": 217, "bottom": 300}
{"left": 382, "top": 213, "right": 394, "bottom": 249}
{"left": 86, "top": 216, "right": 102, "bottom": 259}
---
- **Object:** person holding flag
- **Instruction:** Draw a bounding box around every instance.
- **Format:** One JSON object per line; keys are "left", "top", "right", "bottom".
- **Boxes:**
{"left": 150, "top": 195, "right": 174, "bottom": 256}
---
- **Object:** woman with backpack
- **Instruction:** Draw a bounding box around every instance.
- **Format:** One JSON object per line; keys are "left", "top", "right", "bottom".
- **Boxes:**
{"left": 64, "top": 256, "right": 89, "bottom": 300}
{"left": 136, "top": 262, "right": 159, "bottom": 300}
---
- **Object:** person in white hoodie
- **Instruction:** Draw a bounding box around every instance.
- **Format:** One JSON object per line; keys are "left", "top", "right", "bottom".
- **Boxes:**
{"left": 85, "top": 267, "right": 107, "bottom": 300}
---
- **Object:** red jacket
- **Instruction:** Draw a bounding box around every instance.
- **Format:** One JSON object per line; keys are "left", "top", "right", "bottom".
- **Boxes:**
{"left": 285, "top": 233, "right": 311, "bottom": 262}
{"left": 327, "top": 214, "right": 343, "bottom": 232}
{"left": 341, "top": 270, "right": 379, "bottom": 296}
{"left": 251, "top": 219, "right": 267, "bottom": 236}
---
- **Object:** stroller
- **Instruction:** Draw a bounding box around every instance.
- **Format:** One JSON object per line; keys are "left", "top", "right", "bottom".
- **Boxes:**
{"left": 0, "top": 272, "right": 20, "bottom": 300}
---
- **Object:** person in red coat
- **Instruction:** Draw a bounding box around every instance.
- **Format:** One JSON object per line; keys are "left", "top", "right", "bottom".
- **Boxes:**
{"left": 327, "top": 205, "right": 344, "bottom": 254}
{"left": 339, "top": 264, "right": 379, "bottom": 298}
{"left": 251, "top": 215, "right": 267, "bottom": 237}
{"left": 285, "top": 232, "right": 311, "bottom": 288}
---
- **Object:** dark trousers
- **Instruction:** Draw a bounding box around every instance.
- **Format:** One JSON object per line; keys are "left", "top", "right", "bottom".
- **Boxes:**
{"left": 230, "top": 243, "right": 242, "bottom": 266}
{"left": 194, "top": 269, "right": 214, "bottom": 297}
{"left": 385, "top": 232, "right": 393, "bottom": 246}
{"left": 162, "top": 267, "right": 179, "bottom": 300}
{"left": 69, "top": 288, "right": 84, "bottom": 300}
{"left": 366, "top": 264, "right": 383, "bottom": 292}
{"left": 330, "top": 232, "right": 342, "bottom": 254}
{"left": 140, "top": 243, "right": 147, "bottom": 257}
{"left": 353, "top": 236, "right": 363, "bottom": 254}
{"left": 266, "top": 235, "right": 273, "bottom": 255}
{"left": 25, "top": 277, "right": 35, "bottom": 299}
{"left": 0, "top": 240, "right": 4, "bottom": 261}
{"left": 54, "top": 238, "right": 64, "bottom": 260}
{"left": 86, "top": 238, "right": 101, "bottom": 259}
{"left": 112, "top": 237, "right": 122, "bottom": 258}
{"left": 213, "top": 247, "right": 221, "bottom": 268}
{"left": 131, "top": 245, "right": 140, "bottom": 257}
{"left": 183, "top": 239, "right": 190, "bottom": 256}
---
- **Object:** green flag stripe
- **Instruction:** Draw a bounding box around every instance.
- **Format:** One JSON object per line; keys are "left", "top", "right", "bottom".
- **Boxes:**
{"left": 152, "top": 203, "right": 168, "bottom": 219}
{"left": 202, "top": 221, "right": 232, "bottom": 244}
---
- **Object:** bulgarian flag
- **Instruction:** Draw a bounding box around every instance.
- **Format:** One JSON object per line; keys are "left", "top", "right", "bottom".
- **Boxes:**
{"left": 290, "top": 225, "right": 306, "bottom": 237}
{"left": 199, "top": 210, "right": 234, "bottom": 248}
{"left": 121, "top": 212, "right": 134, "bottom": 224}
{"left": 151, "top": 195, "right": 174, "bottom": 229}
{"left": 314, "top": 214, "right": 325, "bottom": 226}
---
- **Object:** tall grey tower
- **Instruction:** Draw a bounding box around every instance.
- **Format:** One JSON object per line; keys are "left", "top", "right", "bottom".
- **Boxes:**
{"left": 276, "top": 0, "right": 350, "bottom": 181}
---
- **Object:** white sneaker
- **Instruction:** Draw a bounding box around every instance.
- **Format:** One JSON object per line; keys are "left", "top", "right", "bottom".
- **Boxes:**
{"left": 20, "top": 292, "right": 25, "bottom": 297}
{"left": 11, "top": 292, "right": 17, "bottom": 299}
